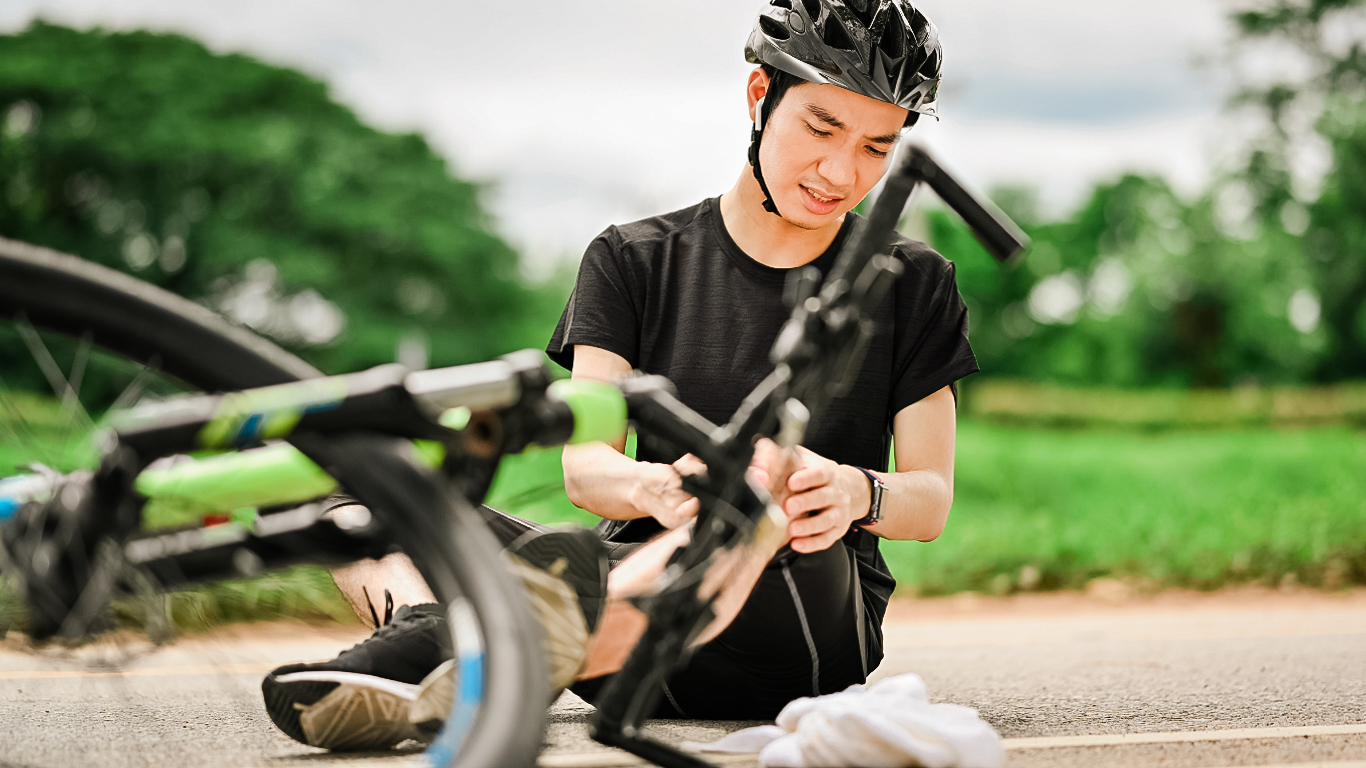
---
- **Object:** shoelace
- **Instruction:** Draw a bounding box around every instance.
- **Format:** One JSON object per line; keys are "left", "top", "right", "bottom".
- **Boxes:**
{"left": 362, "top": 586, "right": 395, "bottom": 629}
{"left": 322, "top": 587, "right": 439, "bottom": 668}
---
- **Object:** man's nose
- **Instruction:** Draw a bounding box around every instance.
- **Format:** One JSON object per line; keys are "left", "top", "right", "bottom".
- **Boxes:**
{"left": 816, "top": 150, "right": 856, "bottom": 191}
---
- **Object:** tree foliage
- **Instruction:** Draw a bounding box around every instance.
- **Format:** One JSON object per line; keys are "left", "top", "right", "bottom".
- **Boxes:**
{"left": 1230, "top": 0, "right": 1366, "bottom": 378}
{"left": 933, "top": 0, "right": 1366, "bottom": 386}
{"left": 0, "top": 22, "right": 565, "bottom": 382}
{"left": 938, "top": 175, "right": 1319, "bottom": 388}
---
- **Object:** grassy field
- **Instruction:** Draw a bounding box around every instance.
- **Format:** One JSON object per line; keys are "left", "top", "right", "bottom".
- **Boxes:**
{"left": 896, "top": 421, "right": 1366, "bottom": 595}
{"left": 490, "top": 422, "right": 1366, "bottom": 596}
{"left": 3, "top": 406, "right": 1363, "bottom": 633}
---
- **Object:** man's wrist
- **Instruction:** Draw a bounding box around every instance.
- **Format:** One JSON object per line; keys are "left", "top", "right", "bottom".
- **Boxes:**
{"left": 626, "top": 461, "right": 665, "bottom": 520}
{"left": 850, "top": 466, "right": 885, "bottom": 527}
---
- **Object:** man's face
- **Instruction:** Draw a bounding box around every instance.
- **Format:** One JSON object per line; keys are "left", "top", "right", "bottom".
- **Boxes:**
{"left": 757, "top": 80, "right": 908, "bottom": 230}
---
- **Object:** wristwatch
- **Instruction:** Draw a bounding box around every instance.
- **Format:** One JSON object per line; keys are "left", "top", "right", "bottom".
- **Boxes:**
{"left": 852, "top": 467, "right": 886, "bottom": 527}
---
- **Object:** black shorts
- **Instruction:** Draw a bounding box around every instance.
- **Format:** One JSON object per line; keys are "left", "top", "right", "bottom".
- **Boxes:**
{"left": 479, "top": 506, "right": 879, "bottom": 721}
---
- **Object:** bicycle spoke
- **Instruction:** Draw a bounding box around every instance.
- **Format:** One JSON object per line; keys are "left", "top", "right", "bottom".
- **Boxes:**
{"left": 16, "top": 315, "right": 75, "bottom": 403}
{"left": 15, "top": 315, "right": 96, "bottom": 436}
{"left": 107, "top": 356, "right": 160, "bottom": 414}
{"left": 67, "top": 332, "right": 93, "bottom": 405}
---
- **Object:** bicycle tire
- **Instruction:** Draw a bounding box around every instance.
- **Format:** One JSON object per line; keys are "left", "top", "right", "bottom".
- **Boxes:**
{"left": 0, "top": 237, "right": 547, "bottom": 768}
{"left": 0, "top": 236, "right": 321, "bottom": 389}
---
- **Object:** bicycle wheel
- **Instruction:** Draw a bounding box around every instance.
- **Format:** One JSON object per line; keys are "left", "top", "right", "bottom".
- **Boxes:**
{"left": 0, "top": 237, "right": 547, "bottom": 768}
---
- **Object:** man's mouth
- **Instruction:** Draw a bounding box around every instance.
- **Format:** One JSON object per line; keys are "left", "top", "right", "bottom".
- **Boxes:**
{"left": 801, "top": 186, "right": 842, "bottom": 204}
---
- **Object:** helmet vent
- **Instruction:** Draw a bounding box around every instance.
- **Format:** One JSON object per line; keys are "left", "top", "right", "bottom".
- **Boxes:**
{"left": 770, "top": 0, "right": 794, "bottom": 8}
{"left": 847, "top": 0, "right": 875, "bottom": 27}
{"left": 907, "top": 9, "right": 929, "bottom": 42}
{"left": 821, "top": 16, "right": 855, "bottom": 50}
{"left": 919, "top": 48, "right": 939, "bottom": 76}
{"left": 878, "top": 10, "right": 907, "bottom": 58}
{"left": 760, "top": 15, "right": 792, "bottom": 41}
{"left": 800, "top": 0, "right": 823, "bottom": 24}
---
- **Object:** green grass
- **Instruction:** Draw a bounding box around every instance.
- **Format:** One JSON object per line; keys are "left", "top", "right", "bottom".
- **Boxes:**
{"left": 496, "top": 422, "right": 1366, "bottom": 596}
{"left": 485, "top": 445, "right": 597, "bottom": 528}
{"left": 881, "top": 421, "right": 1366, "bottom": 595}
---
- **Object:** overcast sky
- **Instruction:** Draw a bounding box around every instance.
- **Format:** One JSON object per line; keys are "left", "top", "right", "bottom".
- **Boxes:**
{"left": 1, "top": 0, "right": 1238, "bottom": 276}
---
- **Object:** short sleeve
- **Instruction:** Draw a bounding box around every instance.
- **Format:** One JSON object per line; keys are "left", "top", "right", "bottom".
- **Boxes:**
{"left": 889, "top": 256, "right": 979, "bottom": 415}
{"left": 546, "top": 229, "right": 641, "bottom": 371}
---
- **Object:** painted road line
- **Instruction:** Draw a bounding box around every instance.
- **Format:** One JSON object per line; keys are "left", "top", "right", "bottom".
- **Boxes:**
{"left": 539, "top": 753, "right": 756, "bottom": 768}
{"left": 1003, "top": 723, "right": 1366, "bottom": 749}
{"left": 1198, "top": 763, "right": 1366, "bottom": 768}
{"left": 0, "top": 662, "right": 277, "bottom": 680}
{"left": 538, "top": 724, "right": 1366, "bottom": 767}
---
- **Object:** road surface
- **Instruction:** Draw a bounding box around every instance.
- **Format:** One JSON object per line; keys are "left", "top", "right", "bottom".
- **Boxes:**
{"left": 2, "top": 586, "right": 1363, "bottom": 768}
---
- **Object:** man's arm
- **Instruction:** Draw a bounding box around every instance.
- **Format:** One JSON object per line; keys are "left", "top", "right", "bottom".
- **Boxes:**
{"left": 561, "top": 345, "right": 701, "bottom": 527}
{"left": 779, "top": 385, "right": 956, "bottom": 551}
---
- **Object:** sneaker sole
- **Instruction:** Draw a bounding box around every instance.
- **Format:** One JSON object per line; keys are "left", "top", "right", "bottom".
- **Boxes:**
{"left": 410, "top": 659, "right": 457, "bottom": 741}
{"left": 263, "top": 671, "right": 421, "bottom": 750}
{"left": 508, "top": 528, "right": 609, "bottom": 633}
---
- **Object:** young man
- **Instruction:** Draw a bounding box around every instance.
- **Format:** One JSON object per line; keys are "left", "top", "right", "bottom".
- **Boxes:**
{"left": 548, "top": 0, "right": 972, "bottom": 719}
{"left": 262, "top": 0, "right": 974, "bottom": 747}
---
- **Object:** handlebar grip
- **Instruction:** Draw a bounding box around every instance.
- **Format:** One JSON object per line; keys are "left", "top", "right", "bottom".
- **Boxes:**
{"left": 547, "top": 379, "right": 628, "bottom": 445}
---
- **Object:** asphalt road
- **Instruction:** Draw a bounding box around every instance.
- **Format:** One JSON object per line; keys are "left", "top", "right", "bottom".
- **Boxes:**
{"left": 2, "top": 587, "right": 1363, "bottom": 768}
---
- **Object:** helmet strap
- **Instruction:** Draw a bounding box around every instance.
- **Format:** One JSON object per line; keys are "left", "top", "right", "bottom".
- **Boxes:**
{"left": 748, "top": 96, "right": 781, "bottom": 217}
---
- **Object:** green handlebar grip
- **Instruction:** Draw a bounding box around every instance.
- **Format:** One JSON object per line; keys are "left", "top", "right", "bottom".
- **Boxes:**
{"left": 135, "top": 443, "right": 338, "bottom": 520}
{"left": 548, "top": 379, "right": 627, "bottom": 445}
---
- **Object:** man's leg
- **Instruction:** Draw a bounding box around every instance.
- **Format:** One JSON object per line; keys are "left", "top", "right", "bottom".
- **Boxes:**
{"left": 578, "top": 502, "right": 790, "bottom": 680}
{"left": 269, "top": 446, "right": 800, "bottom": 749}
{"left": 330, "top": 554, "right": 434, "bottom": 628}
{"left": 328, "top": 505, "right": 546, "bottom": 628}
{"left": 261, "top": 503, "right": 549, "bottom": 751}
{"left": 408, "top": 499, "right": 793, "bottom": 734}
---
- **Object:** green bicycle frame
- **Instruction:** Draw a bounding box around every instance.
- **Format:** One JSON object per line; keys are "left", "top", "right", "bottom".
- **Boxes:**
{"left": 0, "top": 374, "right": 627, "bottom": 530}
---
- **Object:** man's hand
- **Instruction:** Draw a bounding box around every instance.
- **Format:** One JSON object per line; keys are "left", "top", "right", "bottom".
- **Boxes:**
{"left": 628, "top": 454, "right": 704, "bottom": 529}
{"left": 781, "top": 446, "right": 872, "bottom": 553}
{"left": 747, "top": 438, "right": 797, "bottom": 506}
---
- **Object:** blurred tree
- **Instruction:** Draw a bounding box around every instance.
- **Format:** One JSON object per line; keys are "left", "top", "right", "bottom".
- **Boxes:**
{"left": 0, "top": 22, "right": 566, "bottom": 388}
{"left": 1230, "top": 0, "right": 1366, "bottom": 379}
{"left": 924, "top": 1, "right": 1366, "bottom": 388}
{"left": 1309, "top": 99, "right": 1366, "bottom": 379}
{"left": 932, "top": 173, "right": 1321, "bottom": 387}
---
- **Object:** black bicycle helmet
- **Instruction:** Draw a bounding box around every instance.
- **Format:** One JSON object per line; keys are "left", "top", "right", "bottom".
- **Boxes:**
{"left": 747, "top": 0, "right": 942, "bottom": 116}
{"left": 743, "top": 0, "right": 943, "bottom": 216}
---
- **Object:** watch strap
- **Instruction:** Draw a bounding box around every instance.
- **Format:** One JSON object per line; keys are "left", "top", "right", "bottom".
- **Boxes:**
{"left": 851, "top": 466, "right": 885, "bottom": 527}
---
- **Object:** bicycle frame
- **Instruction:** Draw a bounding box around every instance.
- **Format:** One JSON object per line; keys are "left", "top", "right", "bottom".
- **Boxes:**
{"left": 0, "top": 350, "right": 628, "bottom": 586}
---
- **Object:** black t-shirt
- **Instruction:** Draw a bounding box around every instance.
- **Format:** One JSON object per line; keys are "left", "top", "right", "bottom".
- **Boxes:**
{"left": 546, "top": 197, "right": 978, "bottom": 622}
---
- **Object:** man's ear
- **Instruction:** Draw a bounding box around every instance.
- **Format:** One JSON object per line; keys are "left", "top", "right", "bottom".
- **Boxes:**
{"left": 747, "top": 68, "right": 772, "bottom": 125}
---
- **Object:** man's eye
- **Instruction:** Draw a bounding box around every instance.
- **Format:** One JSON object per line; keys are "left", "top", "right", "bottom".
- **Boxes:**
{"left": 867, "top": 147, "right": 889, "bottom": 159}
{"left": 806, "top": 123, "right": 832, "bottom": 138}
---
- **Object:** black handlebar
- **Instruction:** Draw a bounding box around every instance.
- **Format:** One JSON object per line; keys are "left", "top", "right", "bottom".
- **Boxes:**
{"left": 899, "top": 146, "right": 1029, "bottom": 263}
